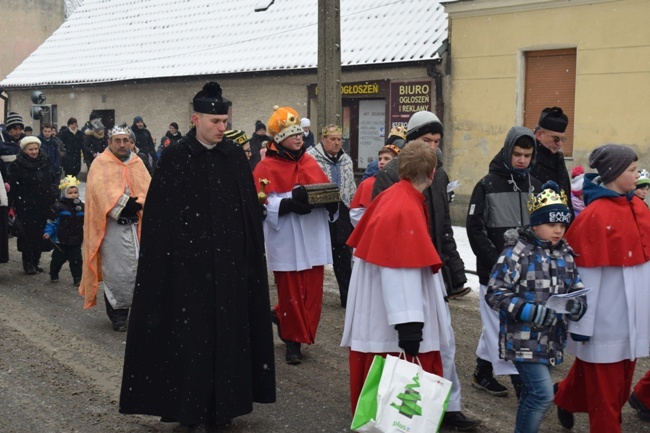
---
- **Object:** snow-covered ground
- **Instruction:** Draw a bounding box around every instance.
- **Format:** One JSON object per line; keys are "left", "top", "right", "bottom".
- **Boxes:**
{"left": 452, "top": 225, "right": 480, "bottom": 294}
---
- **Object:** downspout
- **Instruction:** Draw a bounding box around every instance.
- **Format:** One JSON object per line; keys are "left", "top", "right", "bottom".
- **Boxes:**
{"left": 427, "top": 39, "right": 449, "bottom": 122}
{"left": 0, "top": 89, "right": 8, "bottom": 122}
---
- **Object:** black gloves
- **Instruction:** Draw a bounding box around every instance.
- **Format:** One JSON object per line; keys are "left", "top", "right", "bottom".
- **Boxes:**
{"left": 530, "top": 304, "right": 557, "bottom": 328}
{"left": 395, "top": 322, "right": 424, "bottom": 357}
{"left": 566, "top": 299, "right": 587, "bottom": 321}
{"left": 121, "top": 197, "right": 142, "bottom": 218}
{"left": 291, "top": 186, "right": 310, "bottom": 203}
{"left": 278, "top": 186, "right": 313, "bottom": 216}
{"left": 278, "top": 199, "right": 313, "bottom": 216}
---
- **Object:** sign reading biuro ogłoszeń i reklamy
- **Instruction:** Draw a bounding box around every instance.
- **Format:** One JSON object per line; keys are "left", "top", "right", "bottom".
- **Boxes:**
{"left": 390, "top": 80, "right": 434, "bottom": 130}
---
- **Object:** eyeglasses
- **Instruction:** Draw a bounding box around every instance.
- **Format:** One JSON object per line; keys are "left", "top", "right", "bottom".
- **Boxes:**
{"left": 541, "top": 129, "right": 567, "bottom": 144}
{"left": 244, "top": 148, "right": 252, "bottom": 153}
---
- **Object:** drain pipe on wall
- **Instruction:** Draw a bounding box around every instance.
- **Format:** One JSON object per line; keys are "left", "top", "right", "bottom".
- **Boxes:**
{"left": 427, "top": 39, "right": 449, "bottom": 123}
{"left": 0, "top": 90, "right": 8, "bottom": 122}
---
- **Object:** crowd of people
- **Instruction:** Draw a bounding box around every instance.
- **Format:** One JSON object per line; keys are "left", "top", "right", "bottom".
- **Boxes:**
{"left": 1, "top": 82, "right": 650, "bottom": 433}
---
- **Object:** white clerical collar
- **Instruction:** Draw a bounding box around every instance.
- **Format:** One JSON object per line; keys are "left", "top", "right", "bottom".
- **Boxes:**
{"left": 197, "top": 138, "right": 217, "bottom": 149}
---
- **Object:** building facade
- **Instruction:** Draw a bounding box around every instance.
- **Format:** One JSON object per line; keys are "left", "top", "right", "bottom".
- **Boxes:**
{"left": 1, "top": 0, "right": 449, "bottom": 175}
{"left": 0, "top": 0, "right": 65, "bottom": 115}
{"left": 443, "top": 0, "right": 650, "bottom": 221}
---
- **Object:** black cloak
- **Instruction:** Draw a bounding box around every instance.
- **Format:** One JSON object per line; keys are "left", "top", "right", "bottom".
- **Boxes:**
{"left": 120, "top": 129, "right": 276, "bottom": 426}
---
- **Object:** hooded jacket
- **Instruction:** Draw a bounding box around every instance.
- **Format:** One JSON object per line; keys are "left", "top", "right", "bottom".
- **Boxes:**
{"left": 485, "top": 227, "right": 585, "bottom": 365}
{"left": 44, "top": 197, "right": 85, "bottom": 246}
{"left": 82, "top": 126, "right": 106, "bottom": 164}
{"left": 466, "top": 126, "right": 542, "bottom": 284}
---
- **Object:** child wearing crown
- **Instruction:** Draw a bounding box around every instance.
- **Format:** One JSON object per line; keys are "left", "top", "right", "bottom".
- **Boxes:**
{"left": 43, "top": 175, "right": 85, "bottom": 285}
{"left": 485, "top": 180, "right": 587, "bottom": 433}
{"left": 252, "top": 105, "right": 334, "bottom": 365}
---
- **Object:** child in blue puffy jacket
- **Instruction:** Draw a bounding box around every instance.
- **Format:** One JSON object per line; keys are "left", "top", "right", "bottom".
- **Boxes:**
{"left": 43, "top": 176, "right": 84, "bottom": 285}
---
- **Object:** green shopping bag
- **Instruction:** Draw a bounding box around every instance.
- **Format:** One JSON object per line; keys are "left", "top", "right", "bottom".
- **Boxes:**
{"left": 351, "top": 355, "right": 386, "bottom": 430}
{"left": 351, "top": 354, "right": 452, "bottom": 433}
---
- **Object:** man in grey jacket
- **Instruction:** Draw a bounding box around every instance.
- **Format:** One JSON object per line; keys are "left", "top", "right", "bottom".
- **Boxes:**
{"left": 308, "top": 125, "right": 357, "bottom": 308}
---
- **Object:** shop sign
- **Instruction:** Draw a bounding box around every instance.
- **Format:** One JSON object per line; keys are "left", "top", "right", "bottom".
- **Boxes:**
{"left": 390, "top": 80, "right": 433, "bottom": 129}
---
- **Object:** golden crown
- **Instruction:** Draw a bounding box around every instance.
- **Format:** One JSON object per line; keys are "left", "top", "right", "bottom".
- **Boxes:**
{"left": 388, "top": 126, "right": 407, "bottom": 140}
{"left": 321, "top": 124, "right": 343, "bottom": 137}
{"left": 59, "top": 175, "right": 80, "bottom": 191}
{"left": 528, "top": 185, "right": 568, "bottom": 213}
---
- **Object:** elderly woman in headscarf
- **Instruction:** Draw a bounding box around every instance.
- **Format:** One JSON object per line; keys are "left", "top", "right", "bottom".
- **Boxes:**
{"left": 8, "top": 136, "right": 56, "bottom": 274}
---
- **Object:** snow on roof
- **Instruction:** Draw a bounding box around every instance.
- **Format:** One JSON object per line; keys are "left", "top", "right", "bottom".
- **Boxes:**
{"left": 1, "top": 0, "right": 448, "bottom": 88}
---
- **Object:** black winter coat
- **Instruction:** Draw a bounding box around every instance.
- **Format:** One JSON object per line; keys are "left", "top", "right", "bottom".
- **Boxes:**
{"left": 530, "top": 141, "right": 573, "bottom": 214}
{"left": 165, "top": 130, "right": 183, "bottom": 146}
{"left": 466, "top": 126, "right": 542, "bottom": 285}
{"left": 132, "top": 124, "right": 157, "bottom": 167}
{"left": 82, "top": 128, "right": 106, "bottom": 166}
{"left": 372, "top": 155, "right": 467, "bottom": 295}
{"left": 248, "top": 133, "right": 269, "bottom": 170}
{"left": 120, "top": 129, "right": 276, "bottom": 425}
{"left": 37, "top": 134, "right": 63, "bottom": 182}
{"left": 58, "top": 126, "right": 84, "bottom": 176}
{"left": 8, "top": 151, "right": 57, "bottom": 253}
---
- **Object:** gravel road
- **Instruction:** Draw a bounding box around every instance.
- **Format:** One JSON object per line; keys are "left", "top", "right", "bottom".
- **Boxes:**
{"left": 1, "top": 238, "right": 649, "bottom": 433}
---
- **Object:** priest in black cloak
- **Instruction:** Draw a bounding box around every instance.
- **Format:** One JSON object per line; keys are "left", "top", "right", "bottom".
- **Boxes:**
{"left": 119, "top": 82, "right": 276, "bottom": 430}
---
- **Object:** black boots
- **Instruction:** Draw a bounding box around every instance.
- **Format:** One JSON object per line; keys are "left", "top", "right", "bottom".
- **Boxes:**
{"left": 285, "top": 341, "right": 302, "bottom": 365}
{"left": 270, "top": 309, "right": 288, "bottom": 343}
{"left": 472, "top": 358, "right": 508, "bottom": 397}
{"left": 271, "top": 309, "right": 303, "bottom": 365}
{"left": 22, "top": 252, "right": 42, "bottom": 275}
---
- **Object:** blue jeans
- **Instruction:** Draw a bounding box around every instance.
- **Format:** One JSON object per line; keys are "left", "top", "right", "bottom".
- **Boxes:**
{"left": 513, "top": 362, "right": 554, "bottom": 433}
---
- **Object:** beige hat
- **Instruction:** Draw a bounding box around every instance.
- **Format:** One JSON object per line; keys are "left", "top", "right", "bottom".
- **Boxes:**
{"left": 20, "top": 136, "right": 41, "bottom": 150}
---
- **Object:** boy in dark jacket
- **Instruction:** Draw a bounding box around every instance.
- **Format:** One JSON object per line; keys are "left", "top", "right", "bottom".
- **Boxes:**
{"left": 466, "top": 126, "right": 541, "bottom": 397}
{"left": 43, "top": 176, "right": 84, "bottom": 285}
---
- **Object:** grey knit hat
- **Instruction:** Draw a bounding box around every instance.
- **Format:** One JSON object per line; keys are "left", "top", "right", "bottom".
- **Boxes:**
{"left": 589, "top": 144, "right": 637, "bottom": 184}
{"left": 5, "top": 112, "right": 24, "bottom": 130}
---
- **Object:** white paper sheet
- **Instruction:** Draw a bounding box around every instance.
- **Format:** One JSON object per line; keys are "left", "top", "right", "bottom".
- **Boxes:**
{"left": 545, "top": 287, "right": 592, "bottom": 313}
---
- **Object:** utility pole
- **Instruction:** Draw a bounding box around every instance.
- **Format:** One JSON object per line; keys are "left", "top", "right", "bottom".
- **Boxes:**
{"left": 317, "top": 0, "right": 341, "bottom": 132}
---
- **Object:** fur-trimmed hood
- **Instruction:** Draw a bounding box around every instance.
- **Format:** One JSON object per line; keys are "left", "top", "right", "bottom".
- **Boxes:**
{"left": 85, "top": 128, "right": 105, "bottom": 139}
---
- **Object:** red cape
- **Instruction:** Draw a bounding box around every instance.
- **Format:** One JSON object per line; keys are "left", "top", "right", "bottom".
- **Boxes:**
{"left": 350, "top": 176, "right": 375, "bottom": 209}
{"left": 347, "top": 180, "right": 442, "bottom": 271}
{"left": 252, "top": 153, "right": 329, "bottom": 194}
{"left": 566, "top": 195, "right": 650, "bottom": 267}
